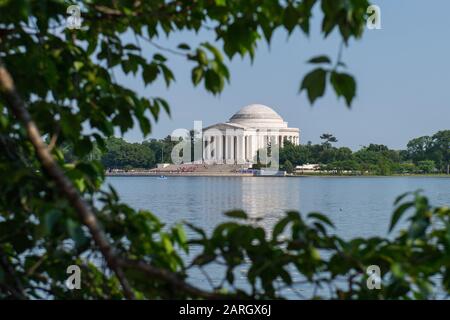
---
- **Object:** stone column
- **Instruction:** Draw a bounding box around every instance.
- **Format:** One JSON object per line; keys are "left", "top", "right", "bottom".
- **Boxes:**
{"left": 248, "top": 135, "right": 251, "bottom": 162}
{"left": 213, "top": 135, "right": 217, "bottom": 162}
{"left": 205, "top": 136, "right": 209, "bottom": 162}
{"left": 238, "top": 134, "right": 245, "bottom": 164}
{"left": 253, "top": 134, "right": 257, "bottom": 162}
{"left": 221, "top": 134, "right": 225, "bottom": 163}
{"left": 245, "top": 135, "right": 249, "bottom": 162}
{"left": 202, "top": 136, "right": 206, "bottom": 162}
{"left": 204, "top": 136, "right": 208, "bottom": 162}
{"left": 232, "top": 135, "right": 236, "bottom": 163}
{"left": 244, "top": 136, "right": 247, "bottom": 161}
{"left": 214, "top": 135, "right": 219, "bottom": 163}
{"left": 223, "top": 135, "right": 226, "bottom": 162}
{"left": 248, "top": 135, "right": 252, "bottom": 162}
{"left": 233, "top": 136, "right": 237, "bottom": 163}
{"left": 235, "top": 135, "right": 239, "bottom": 164}
{"left": 225, "top": 135, "right": 230, "bottom": 163}
{"left": 210, "top": 136, "right": 214, "bottom": 161}
{"left": 227, "top": 135, "right": 234, "bottom": 164}
{"left": 209, "top": 136, "right": 213, "bottom": 162}
{"left": 236, "top": 135, "right": 240, "bottom": 164}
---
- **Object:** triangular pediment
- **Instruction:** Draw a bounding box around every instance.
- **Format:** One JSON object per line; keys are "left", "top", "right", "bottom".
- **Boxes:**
{"left": 203, "top": 122, "right": 247, "bottom": 131}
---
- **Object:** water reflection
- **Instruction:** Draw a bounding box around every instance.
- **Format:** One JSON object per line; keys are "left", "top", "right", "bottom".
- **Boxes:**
{"left": 106, "top": 176, "right": 450, "bottom": 239}
{"left": 105, "top": 176, "right": 450, "bottom": 298}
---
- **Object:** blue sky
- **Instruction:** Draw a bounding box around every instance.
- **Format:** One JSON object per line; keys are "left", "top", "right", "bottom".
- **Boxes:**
{"left": 115, "top": 0, "right": 450, "bottom": 150}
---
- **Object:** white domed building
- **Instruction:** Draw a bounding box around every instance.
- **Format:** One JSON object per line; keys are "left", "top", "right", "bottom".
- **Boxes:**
{"left": 202, "top": 104, "right": 300, "bottom": 164}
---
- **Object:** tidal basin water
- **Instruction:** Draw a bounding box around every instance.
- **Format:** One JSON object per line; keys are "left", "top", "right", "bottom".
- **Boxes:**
{"left": 106, "top": 176, "right": 450, "bottom": 297}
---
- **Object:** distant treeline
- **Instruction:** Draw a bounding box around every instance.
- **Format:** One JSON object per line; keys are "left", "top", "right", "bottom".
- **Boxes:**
{"left": 281, "top": 130, "right": 450, "bottom": 175}
{"left": 100, "top": 136, "right": 178, "bottom": 170}
{"left": 96, "top": 130, "right": 449, "bottom": 175}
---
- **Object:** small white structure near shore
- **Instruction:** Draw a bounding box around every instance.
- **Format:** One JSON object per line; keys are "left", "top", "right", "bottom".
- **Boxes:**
{"left": 295, "top": 163, "right": 320, "bottom": 173}
{"left": 157, "top": 163, "right": 171, "bottom": 169}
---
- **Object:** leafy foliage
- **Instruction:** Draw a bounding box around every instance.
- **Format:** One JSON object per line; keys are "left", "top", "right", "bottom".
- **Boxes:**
{"left": 280, "top": 131, "right": 450, "bottom": 175}
{"left": 300, "top": 53, "right": 357, "bottom": 107}
{"left": 1, "top": 0, "right": 448, "bottom": 301}
{"left": 406, "top": 132, "right": 450, "bottom": 174}
{"left": 185, "top": 192, "right": 450, "bottom": 299}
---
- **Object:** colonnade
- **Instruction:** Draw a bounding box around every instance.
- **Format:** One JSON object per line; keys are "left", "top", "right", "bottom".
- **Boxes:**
{"left": 202, "top": 132, "right": 299, "bottom": 164}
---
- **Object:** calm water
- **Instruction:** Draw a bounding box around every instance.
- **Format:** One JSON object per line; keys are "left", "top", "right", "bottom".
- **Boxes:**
{"left": 106, "top": 176, "right": 450, "bottom": 297}
{"left": 107, "top": 176, "right": 450, "bottom": 239}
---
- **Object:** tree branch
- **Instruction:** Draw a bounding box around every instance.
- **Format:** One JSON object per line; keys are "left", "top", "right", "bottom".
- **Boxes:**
{"left": 0, "top": 59, "right": 135, "bottom": 300}
{"left": 118, "top": 258, "right": 242, "bottom": 300}
{"left": 0, "top": 59, "right": 240, "bottom": 301}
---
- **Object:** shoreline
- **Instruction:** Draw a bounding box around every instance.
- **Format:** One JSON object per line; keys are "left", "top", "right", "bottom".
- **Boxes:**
{"left": 105, "top": 172, "right": 254, "bottom": 177}
{"left": 105, "top": 172, "right": 450, "bottom": 178}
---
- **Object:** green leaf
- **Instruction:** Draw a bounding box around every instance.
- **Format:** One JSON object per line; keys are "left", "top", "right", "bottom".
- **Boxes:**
{"left": 153, "top": 53, "right": 167, "bottom": 62}
{"left": 149, "top": 99, "right": 160, "bottom": 121}
{"left": 225, "top": 210, "right": 248, "bottom": 220}
{"left": 204, "top": 69, "right": 223, "bottom": 94}
{"left": 192, "top": 253, "right": 215, "bottom": 266}
{"left": 272, "top": 216, "right": 291, "bottom": 240}
{"left": 330, "top": 71, "right": 356, "bottom": 107}
{"left": 66, "top": 219, "right": 89, "bottom": 248}
{"left": 44, "top": 209, "right": 62, "bottom": 233}
{"left": 173, "top": 223, "right": 187, "bottom": 250}
{"left": 202, "top": 42, "right": 223, "bottom": 62}
{"left": 389, "top": 202, "right": 414, "bottom": 232}
{"left": 177, "top": 43, "right": 191, "bottom": 50}
{"left": 160, "top": 64, "right": 175, "bottom": 87}
{"left": 308, "top": 212, "right": 335, "bottom": 228}
{"left": 138, "top": 116, "right": 151, "bottom": 136}
{"left": 307, "top": 55, "right": 331, "bottom": 64}
{"left": 161, "top": 234, "right": 174, "bottom": 253}
{"left": 86, "top": 39, "right": 97, "bottom": 55}
{"left": 215, "top": 0, "right": 226, "bottom": 6}
{"left": 185, "top": 222, "right": 207, "bottom": 239}
{"left": 279, "top": 268, "right": 293, "bottom": 285}
{"left": 197, "top": 49, "right": 208, "bottom": 65}
{"left": 74, "top": 61, "right": 83, "bottom": 71}
{"left": 394, "top": 191, "right": 413, "bottom": 205}
{"left": 143, "top": 64, "right": 159, "bottom": 85}
{"left": 300, "top": 68, "right": 328, "bottom": 105}
{"left": 73, "top": 137, "right": 93, "bottom": 156}
{"left": 191, "top": 66, "right": 204, "bottom": 86}
{"left": 124, "top": 43, "right": 140, "bottom": 51}
{"left": 155, "top": 97, "right": 171, "bottom": 117}
{"left": 283, "top": 5, "right": 299, "bottom": 33}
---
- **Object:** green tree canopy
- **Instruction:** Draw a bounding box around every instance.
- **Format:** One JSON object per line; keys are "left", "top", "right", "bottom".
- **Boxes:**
{"left": 101, "top": 137, "right": 156, "bottom": 169}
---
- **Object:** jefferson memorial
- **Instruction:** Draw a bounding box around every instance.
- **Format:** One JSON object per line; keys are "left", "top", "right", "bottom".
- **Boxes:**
{"left": 202, "top": 104, "right": 300, "bottom": 164}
